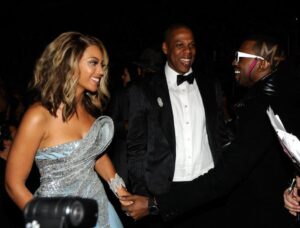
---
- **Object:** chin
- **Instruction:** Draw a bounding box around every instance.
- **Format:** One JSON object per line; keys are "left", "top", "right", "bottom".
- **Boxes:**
{"left": 89, "top": 85, "right": 99, "bottom": 92}
{"left": 85, "top": 89, "right": 97, "bottom": 95}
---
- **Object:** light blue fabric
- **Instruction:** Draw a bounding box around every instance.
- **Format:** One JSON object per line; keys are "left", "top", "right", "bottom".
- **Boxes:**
{"left": 108, "top": 201, "right": 123, "bottom": 228}
{"left": 34, "top": 116, "right": 123, "bottom": 228}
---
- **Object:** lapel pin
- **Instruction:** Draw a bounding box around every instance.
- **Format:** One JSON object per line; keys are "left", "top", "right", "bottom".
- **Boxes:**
{"left": 157, "top": 97, "right": 163, "bottom": 107}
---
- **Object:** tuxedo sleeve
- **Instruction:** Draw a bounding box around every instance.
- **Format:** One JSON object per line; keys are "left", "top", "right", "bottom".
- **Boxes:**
{"left": 127, "top": 83, "right": 149, "bottom": 195}
{"left": 156, "top": 102, "right": 275, "bottom": 221}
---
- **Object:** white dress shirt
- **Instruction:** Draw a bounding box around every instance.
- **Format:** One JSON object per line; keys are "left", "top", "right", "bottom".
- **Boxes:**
{"left": 165, "top": 63, "right": 214, "bottom": 182}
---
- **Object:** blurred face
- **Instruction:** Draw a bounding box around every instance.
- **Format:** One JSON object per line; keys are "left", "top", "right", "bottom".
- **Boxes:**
{"left": 162, "top": 27, "right": 196, "bottom": 74}
{"left": 2, "top": 139, "right": 12, "bottom": 151}
{"left": 77, "top": 45, "right": 104, "bottom": 94}
{"left": 232, "top": 40, "right": 264, "bottom": 87}
{"left": 121, "top": 68, "right": 131, "bottom": 86}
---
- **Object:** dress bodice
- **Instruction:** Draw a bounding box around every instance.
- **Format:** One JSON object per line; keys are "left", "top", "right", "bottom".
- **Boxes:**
{"left": 34, "top": 116, "right": 114, "bottom": 228}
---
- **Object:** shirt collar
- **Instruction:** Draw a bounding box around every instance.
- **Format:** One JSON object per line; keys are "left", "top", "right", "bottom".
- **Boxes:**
{"left": 164, "top": 62, "right": 193, "bottom": 86}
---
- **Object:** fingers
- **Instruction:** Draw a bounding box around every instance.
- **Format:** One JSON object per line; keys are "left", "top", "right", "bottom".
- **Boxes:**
{"left": 284, "top": 189, "right": 300, "bottom": 216}
{"left": 119, "top": 195, "right": 137, "bottom": 201}
{"left": 292, "top": 187, "right": 300, "bottom": 200}
{"left": 122, "top": 207, "right": 141, "bottom": 220}
{"left": 119, "top": 194, "right": 135, "bottom": 206}
{"left": 120, "top": 195, "right": 149, "bottom": 220}
{"left": 121, "top": 201, "right": 134, "bottom": 216}
{"left": 126, "top": 211, "right": 144, "bottom": 220}
{"left": 120, "top": 199, "right": 133, "bottom": 206}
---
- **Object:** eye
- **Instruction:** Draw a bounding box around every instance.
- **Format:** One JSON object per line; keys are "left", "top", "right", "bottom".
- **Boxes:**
{"left": 189, "top": 43, "right": 196, "bottom": 49}
{"left": 88, "top": 60, "right": 98, "bottom": 66}
{"left": 175, "top": 43, "right": 184, "bottom": 49}
{"left": 101, "top": 60, "right": 107, "bottom": 69}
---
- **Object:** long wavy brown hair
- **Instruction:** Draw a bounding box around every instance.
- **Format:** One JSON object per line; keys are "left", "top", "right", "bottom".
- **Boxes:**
{"left": 31, "top": 31, "right": 110, "bottom": 121}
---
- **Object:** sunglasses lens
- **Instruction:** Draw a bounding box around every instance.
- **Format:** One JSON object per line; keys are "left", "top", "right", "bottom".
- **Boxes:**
{"left": 234, "top": 52, "right": 239, "bottom": 63}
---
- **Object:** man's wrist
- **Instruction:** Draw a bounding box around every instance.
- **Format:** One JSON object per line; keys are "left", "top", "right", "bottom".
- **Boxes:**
{"left": 148, "top": 196, "right": 159, "bottom": 215}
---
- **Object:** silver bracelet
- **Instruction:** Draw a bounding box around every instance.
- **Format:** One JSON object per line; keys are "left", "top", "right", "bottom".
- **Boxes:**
{"left": 108, "top": 173, "right": 126, "bottom": 197}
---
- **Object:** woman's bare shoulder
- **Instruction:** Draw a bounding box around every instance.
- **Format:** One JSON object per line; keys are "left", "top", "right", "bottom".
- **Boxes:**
{"left": 21, "top": 102, "right": 52, "bottom": 126}
{"left": 12, "top": 103, "right": 53, "bottom": 151}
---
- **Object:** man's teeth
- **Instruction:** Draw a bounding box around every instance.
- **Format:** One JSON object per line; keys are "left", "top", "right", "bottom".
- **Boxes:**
{"left": 181, "top": 58, "right": 191, "bottom": 63}
{"left": 235, "top": 70, "right": 240, "bottom": 74}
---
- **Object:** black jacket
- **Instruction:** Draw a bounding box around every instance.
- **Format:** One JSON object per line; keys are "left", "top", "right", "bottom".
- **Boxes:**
{"left": 156, "top": 67, "right": 297, "bottom": 227}
{"left": 127, "top": 69, "right": 229, "bottom": 196}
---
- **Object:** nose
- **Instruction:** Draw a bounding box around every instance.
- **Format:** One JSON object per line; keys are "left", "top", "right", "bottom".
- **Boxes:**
{"left": 186, "top": 46, "right": 192, "bottom": 52}
{"left": 96, "top": 65, "right": 104, "bottom": 76}
{"left": 183, "top": 46, "right": 193, "bottom": 54}
{"left": 232, "top": 59, "right": 238, "bottom": 66}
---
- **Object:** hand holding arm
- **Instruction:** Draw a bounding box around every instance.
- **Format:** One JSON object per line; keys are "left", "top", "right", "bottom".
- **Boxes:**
{"left": 109, "top": 173, "right": 133, "bottom": 206}
{"left": 95, "top": 154, "right": 131, "bottom": 205}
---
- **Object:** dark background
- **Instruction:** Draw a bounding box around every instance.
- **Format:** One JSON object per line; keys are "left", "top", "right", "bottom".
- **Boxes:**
{"left": 0, "top": 0, "right": 299, "bottom": 93}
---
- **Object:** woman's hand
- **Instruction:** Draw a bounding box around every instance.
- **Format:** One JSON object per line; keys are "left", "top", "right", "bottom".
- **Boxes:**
{"left": 117, "top": 187, "right": 133, "bottom": 206}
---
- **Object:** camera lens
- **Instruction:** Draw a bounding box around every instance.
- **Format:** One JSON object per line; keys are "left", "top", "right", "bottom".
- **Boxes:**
{"left": 68, "top": 201, "right": 84, "bottom": 226}
{"left": 24, "top": 197, "right": 98, "bottom": 228}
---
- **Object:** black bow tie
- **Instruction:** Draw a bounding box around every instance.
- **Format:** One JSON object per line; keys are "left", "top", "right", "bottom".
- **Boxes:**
{"left": 177, "top": 73, "right": 194, "bottom": 86}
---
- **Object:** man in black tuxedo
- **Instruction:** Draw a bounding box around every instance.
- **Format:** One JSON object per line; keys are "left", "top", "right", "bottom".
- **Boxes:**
{"left": 122, "top": 24, "right": 230, "bottom": 227}
{"left": 150, "top": 35, "right": 296, "bottom": 228}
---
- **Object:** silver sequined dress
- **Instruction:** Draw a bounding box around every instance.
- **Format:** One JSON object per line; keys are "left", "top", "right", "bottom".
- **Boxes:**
{"left": 34, "top": 116, "right": 122, "bottom": 228}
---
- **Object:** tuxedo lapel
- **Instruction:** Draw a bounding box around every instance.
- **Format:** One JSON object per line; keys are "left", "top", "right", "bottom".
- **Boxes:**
{"left": 149, "top": 74, "right": 176, "bottom": 154}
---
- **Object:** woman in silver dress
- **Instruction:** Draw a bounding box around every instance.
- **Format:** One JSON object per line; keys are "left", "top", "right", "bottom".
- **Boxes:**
{"left": 5, "top": 31, "right": 130, "bottom": 228}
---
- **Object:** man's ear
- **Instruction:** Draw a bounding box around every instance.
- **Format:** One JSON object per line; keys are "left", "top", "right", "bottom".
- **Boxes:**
{"left": 258, "top": 60, "right": 270, "bottom": 72}
{"left": 254, "top": 60, "right": 271, "bottom": 82}
{"left": 162, "top": 42, "right": 168, "bottom": 55}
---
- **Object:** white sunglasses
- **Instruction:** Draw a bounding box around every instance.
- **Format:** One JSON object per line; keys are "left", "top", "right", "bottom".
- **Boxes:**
{"left": 235, "top": 51, "right": 264, "bottom": 63}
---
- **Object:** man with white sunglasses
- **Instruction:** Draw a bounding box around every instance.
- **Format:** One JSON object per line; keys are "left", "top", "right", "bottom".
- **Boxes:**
{"left": 233, "top": 49, "right": 266, "bottom": 86}
{"left": 151, "top": 35, "right": 298, "bottom": 228}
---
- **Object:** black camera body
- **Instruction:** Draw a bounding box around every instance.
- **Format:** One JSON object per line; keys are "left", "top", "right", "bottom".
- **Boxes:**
{"left": 24, "top": 197, "right": 98, "bottom": 228}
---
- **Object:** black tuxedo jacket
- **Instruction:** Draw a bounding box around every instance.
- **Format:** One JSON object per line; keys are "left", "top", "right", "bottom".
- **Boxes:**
{"left": 127, "top": 70, "right": 228, "bottom": 196}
